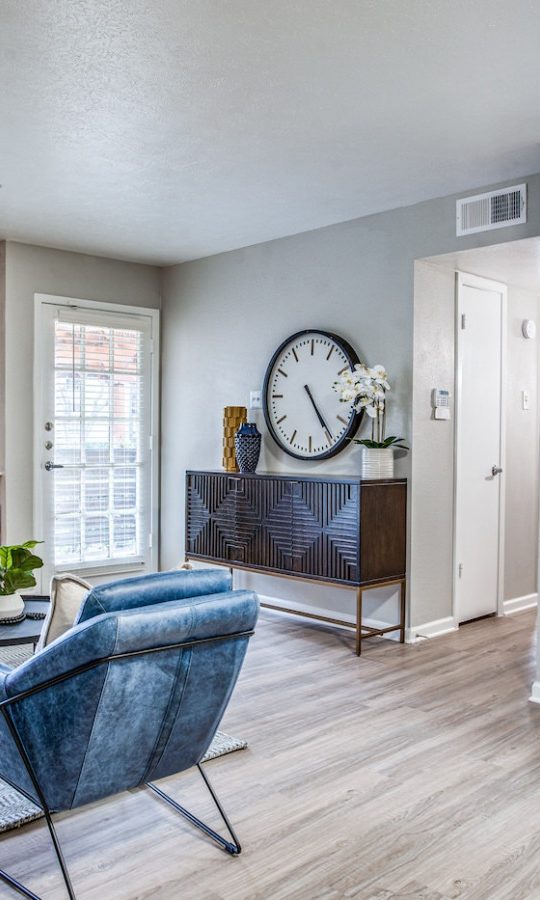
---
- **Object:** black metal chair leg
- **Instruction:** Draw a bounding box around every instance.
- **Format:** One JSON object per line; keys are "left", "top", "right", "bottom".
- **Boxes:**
{"left": 0, "top": 707, "right": 76, "bottom": 900}
{"left": 196, "top": 763, "right": 241, "bottom": 852}
{"left": 42, "top": 809, "right": 76, "bottom": 900}
{"left": 146, "top": 764, "right": 242, "bottom": 856}
{"left": 0, "top": 868, "right": 42, "bottom": 899}
{"left": 0, "top": 807, "right": 75, "bottom": 900}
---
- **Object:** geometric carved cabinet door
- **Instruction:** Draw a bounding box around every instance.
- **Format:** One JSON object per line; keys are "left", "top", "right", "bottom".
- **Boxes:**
{"left": 186, "top": 472, "right": 260, "bottom": 565}
{"left": 289, "top": 479, "right": 360, "bottom": 582}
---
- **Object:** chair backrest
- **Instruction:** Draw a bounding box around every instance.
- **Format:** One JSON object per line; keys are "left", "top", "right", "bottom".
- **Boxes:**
{"left": 76, "top": 567, "right": 233, "bottom": 623}
{"left": 0, "top": 586, "right": 257, "bottom": 812}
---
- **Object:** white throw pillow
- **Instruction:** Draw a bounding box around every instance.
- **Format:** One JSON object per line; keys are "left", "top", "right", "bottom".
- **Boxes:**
{"left": 36, "top": 573, "right": 91, "bottom": 652}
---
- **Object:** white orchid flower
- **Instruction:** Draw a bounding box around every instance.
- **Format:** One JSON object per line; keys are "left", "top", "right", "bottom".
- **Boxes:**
{"left": 369, "top": 364, "right": 391, "bottom": 391}
{"left": 354, "top": 363, "right": 371, "bottom": 378}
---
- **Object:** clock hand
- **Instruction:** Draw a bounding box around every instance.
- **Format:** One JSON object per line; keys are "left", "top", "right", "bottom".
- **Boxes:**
{"left": 304, "top": 385, "right": 333, "bottom": 438}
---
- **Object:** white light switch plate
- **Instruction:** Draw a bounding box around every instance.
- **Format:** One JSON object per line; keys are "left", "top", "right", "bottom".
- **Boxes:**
{"left": 250, "top": 390, "right": 262, "bottom": 409}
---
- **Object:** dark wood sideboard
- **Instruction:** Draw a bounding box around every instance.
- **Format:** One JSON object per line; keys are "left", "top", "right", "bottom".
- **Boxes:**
{"left": 185, "top": 470, "right": 407, "bottom": 655}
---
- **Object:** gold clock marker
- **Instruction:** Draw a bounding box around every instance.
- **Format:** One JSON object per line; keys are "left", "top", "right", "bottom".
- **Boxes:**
{"left": 278, "top": 368, "right": 288, "bottom": 377}
{"left": 292, "top": 348, "right": 299, "bottom": 362}
{"left": 308, "top": 435, "right": 312, "bottom": 453}
{"left": 277, "top": 415, "right": 287, "bottom": 425}
{"left": 337, "top": 414, "right": 348, "bottom": 425}
{"left": 290, "top": 430, "right": 297, "bottom": 444}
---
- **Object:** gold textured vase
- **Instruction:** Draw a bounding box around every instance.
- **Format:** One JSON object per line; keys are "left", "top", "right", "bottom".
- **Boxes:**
{"left": 223, "top": 406, "right": 247, "bottom": 471}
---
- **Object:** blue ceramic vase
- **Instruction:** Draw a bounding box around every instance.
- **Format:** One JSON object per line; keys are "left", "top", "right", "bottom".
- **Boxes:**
{"left": 235, "top": 422, "right": 262, "bottom": 473}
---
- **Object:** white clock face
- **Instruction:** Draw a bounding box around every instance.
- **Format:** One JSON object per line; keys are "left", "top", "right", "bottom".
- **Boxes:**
{"left": 263, "top": 330, "right": 360, "bottom": 460}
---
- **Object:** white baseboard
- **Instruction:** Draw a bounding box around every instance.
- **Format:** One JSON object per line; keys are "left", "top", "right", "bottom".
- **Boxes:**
{"left": 503, "top": 593, "right": 538, "bottom": 616}
{"left": 406, "top": 616, "right": 458, "bottom": 643}
{"left": 529, "top": 680, "right": 540, "bottom": 704}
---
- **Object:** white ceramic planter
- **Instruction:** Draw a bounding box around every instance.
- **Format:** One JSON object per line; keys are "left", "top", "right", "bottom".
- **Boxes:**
{"left": 360, "top": 447, "right": 394, "bottom": 480}
{"left": 0, "top": 592, "right": 24, "bottom": 622}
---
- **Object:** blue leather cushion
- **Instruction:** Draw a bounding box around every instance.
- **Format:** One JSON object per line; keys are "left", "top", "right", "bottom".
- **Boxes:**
{"left": 76, "top": 568, "right": 233, "bottom": 625}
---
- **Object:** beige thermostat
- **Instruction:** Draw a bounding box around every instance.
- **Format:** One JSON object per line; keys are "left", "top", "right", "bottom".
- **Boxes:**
{"left": 432, "top": 388, "right": 451, "bottom": 420}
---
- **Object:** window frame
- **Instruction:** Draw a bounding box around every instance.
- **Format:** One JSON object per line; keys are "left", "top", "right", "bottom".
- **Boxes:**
{"left": 34, "top": 294, "right": 160, "bottom": 586}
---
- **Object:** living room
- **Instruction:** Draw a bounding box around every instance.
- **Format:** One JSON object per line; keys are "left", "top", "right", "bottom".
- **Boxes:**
{"left": 1, "top": 2, "right": 540, "bottom": 898}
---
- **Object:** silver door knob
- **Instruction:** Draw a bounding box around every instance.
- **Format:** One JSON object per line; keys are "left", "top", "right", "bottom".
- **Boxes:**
{"left": 491, "top": 465, "right": 503, "bottom": 477}
{"left": 44, "top": 461, "right": 64, "bottom": 471}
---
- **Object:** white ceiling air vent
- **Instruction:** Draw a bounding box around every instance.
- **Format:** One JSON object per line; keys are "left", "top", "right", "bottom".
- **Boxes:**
{"left": 456, "top": 183, "right": 527, "bottom": 236}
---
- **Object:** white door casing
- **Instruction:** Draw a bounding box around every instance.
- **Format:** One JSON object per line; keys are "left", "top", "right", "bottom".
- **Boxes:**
{"left": 454, "top": 272, "right": 506, "bottom": 623}
{"left": 34, "top": 295, "right": 160, "bottom": 588}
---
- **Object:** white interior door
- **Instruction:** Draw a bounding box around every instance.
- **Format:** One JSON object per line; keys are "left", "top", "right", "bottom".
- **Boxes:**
{"left": 454, "top": 272, "right": 506, "bottom": 623}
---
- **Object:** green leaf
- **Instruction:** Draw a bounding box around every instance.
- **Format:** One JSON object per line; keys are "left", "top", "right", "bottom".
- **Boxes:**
{"left": 18, "top": 554, "right": 44, "bottom": 572}
{"left": 0, "top": 542, "right": 44, "bottom": 593}
{"left": 3, "top": 569, "right": 37, "bottom": 594}
{"left": 9, "top": 548, "right": 27, "bottom": 568}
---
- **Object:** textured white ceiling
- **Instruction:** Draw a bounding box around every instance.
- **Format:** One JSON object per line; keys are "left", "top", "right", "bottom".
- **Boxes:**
{"left": 1, "top": 0, "right": 540, "bottom": 265}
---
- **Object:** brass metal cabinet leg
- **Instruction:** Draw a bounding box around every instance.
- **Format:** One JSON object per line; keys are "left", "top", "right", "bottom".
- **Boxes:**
{"left": 400, "top": 579, "right": 406, "bottom": 643}
{"left": 356, "top": 588, "right": 363, "bottom": 656}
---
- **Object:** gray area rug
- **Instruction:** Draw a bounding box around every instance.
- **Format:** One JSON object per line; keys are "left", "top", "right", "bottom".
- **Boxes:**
{"left": 0, "top": 644, "right": 247, "bottom": 833}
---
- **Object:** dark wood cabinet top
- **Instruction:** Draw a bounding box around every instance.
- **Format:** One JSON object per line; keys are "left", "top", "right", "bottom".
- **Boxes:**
{"left": 186, "top": 469, "right": 407, "bottom": 486}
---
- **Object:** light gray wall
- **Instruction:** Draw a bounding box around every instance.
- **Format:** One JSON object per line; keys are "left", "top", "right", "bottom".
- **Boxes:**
{"left": 3, "top": 241, "right": 161, "bottom": 546}
{"left": 410, "top": 262, "right": 456, "bottom": 626}
{"left": 505, "top": 286, "right": 540, "bottom": 600}
{"left": 0, "top": 242, "right": 5, "bottom": 541}
{"left": 411, "top": 263, "right": 540, "bottom": 628}
{"left": 160, "top": 173, "right": 540, "bottom": 629}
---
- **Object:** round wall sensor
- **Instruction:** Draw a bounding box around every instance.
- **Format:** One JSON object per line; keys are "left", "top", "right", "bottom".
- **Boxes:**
{"left": 522, "top": 319, "right": 536, "bottom": 339}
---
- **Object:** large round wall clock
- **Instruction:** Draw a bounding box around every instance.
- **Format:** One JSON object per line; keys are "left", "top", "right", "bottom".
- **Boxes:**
{"left": 262, "top": 329, "right": 362, "bottom": 460}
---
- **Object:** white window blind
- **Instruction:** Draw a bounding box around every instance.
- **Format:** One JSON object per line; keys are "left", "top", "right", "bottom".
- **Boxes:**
{"left": 49, "top": 306, "right": 152, "bottom": 572}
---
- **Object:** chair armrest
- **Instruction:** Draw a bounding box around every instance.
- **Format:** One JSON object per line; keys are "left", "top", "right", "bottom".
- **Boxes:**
{"left": 75, "top": 568, "right": 233, "bottom": 624}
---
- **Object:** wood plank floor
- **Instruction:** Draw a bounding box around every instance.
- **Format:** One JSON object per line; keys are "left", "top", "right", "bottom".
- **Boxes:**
{"left": 2, "top": 609, "right": 540, "bottom": 899}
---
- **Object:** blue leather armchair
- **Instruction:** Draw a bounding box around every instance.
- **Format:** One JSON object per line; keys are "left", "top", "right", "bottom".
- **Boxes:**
{"left": 0, "top": 568, "right": 259, "bottom": 899}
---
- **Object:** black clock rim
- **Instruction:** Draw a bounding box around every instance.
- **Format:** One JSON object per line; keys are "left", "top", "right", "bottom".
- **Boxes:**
{"left": 262, "top": 328, "right": 364, "bottom": 461}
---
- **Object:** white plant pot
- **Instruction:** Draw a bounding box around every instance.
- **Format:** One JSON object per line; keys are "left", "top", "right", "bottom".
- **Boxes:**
{"left": 360, "top": 447, "right": 394, "bottom": 480}
{"left": 0, "top": 592, "right": 24, "bottom": 622}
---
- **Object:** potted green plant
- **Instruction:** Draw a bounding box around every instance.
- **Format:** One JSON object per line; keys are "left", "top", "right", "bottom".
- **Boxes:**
{"left": 0, "top": 541, "right": 44, "bottom": 623}
{"left": 333, "top": 364, "right": 409, "bottom": 478}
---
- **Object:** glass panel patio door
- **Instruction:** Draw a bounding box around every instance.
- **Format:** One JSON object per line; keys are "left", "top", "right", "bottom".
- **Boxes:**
{"left": 35, "top": 298, "right": 158, "bottom": 584}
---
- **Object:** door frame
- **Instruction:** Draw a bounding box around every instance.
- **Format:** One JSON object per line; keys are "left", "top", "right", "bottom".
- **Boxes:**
{"left": 453, "top": 271, "right": 507, "bottom": 622}
{"left": 33, "top": 293, "right": 160, "bottom": 589}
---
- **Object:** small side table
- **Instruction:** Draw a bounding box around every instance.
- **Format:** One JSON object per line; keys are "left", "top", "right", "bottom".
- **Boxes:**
{"left": 0, "top": 596, "right": 49, "bottom": 652}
